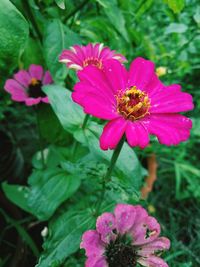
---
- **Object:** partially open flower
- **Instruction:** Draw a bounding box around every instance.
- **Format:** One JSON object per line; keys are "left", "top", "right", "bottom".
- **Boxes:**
{"left": 4, "top": 64, "right": 53, "bottom": 106}
{"left": 156, "top": 67, "right": 167, "bottom": 77}
{"left": 81, "top": 204, "right": 170, "bottom": 267}
{"left": 59, "top": 43, "right": 126, "bottom": 71}
{"left": 72, "top": 58, "right": 194, "bottom": 150}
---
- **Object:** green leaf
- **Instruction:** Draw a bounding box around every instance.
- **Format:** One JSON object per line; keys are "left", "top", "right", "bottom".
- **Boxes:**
{"left": 0, "top": 0, "right": 29, "bottom": 74}
{"left": 2, "top": 183, "right": 30, "bottom": 213}
{"left": 43, "top": 19, "right": 67, "bottom": 83}
{"left": 165, "top": 0, "right": 185, "bottom": 14}
{"left": 55, "top": 0, "right": 65, "bottom": 9}
{"left": 75, "top": 122, "right": 145, "bottom": 191}
{"left": 43, "top": 19, "right": 81, "bottom": 82}
{"left": 36, "top": 209, "right": 95, "bottom": 267}
{"left": 37, "top": 104, "right": 72, "bottom": 145}
{"left": 28, "top": 168, "right": 81, "bottom": 220}
{"left": 21, "top": 37, "right": 44, "bottom": 67}
{"left": 98, "top": 0, "right": 129, "bottom": 42}
{"left": 135, "top": 0, "right": 154, "bottom": 20}
{"left": 0, "top": 208, "right": 39, "bottom": 257}
{"left": 43, "top": 85, "right": 85, "bottom": 134}
{"left": 165, "top": 23, "right": 188, "bottom": 34}
{"left": 194, "top": 6, "right": 200, "bottom": 25}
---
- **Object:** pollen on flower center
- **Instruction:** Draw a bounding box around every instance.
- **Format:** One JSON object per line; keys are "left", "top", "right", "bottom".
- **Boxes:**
{"left": 105, "top": 235, "right": 137, "bottom": 267}
{"left": 116, "top": 86, "right": 150, "bottom": 121}
{"left": 28, "top": 78, "right": 46, "bottom": 98}
{"left": 83, "top": 57, "right": 103, "bottom": 69}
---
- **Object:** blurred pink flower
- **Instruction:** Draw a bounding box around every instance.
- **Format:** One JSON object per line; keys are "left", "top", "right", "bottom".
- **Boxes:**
{"left": 59, "top": 43, "right": 126, "bottom": 71}
{"left": 72, "top": 58, "right": 194, "bottom": 150}
{"left": 81, "top": 204, "right": 170, "bottom": 267}
{"left": 4, "top": 64, "right": 53, "bottom": 106}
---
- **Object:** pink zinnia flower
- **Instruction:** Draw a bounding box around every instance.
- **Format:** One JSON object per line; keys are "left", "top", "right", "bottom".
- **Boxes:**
{"left": 59, "top": 43, "right": 126, "bottom": 71}
{"left": 81, "top": 204, "right": 170, "bottom": 267}
{"left": 72, "top": 58, "right": 194, "bottom": 150}
{"left": 4, "top": 64, "right": 53, "bottom": 106}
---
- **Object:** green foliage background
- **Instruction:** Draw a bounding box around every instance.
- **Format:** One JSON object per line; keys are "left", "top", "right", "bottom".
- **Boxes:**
{"left": 0, "top": 0, "right": 200, "bottom": 266}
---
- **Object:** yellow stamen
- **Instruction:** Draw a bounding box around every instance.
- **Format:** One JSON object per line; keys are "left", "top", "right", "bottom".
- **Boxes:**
{"left": 116, "top": 86, "right": 150, "bottom": 121}
{"left": 30, "top": 78, "right": 39, "bottom": 86}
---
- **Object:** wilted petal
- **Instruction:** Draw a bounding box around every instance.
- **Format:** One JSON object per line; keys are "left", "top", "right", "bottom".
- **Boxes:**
{"left": 96, "top": 212, "right": 117, "bottom": 244}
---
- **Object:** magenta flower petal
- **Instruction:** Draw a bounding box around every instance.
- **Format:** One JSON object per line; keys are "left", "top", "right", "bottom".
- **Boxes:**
{"left": 25, "top": 97, "right": 41, "bottom": 106}
{"left": 150, "top": 84, "right": 194, "bottom": 113}
{"left": 85, "top": 257, "right": 108, "bottom": 267}
{"left": 80, "top": 230, "right": 105, "bottom": 257}
{"left": 81, "top": 204, "right": 170, "bottom": 267}
{"left": 138, "top": 256, "right": 169, "bottom": 267}
{"left": 114, "top": 204, "right": 136, "bottom": 234}
{"left": 100, "top": 118, "right": 127, "bottom": 150}
{"left": 125, "top": 121, "right": 149, "bottom": 148}
{"left": 144, "top": 114, "right": 192, "bottom": 145}
{"left": 77, "top": 65, "right": 117, "bottom": 99}
{"left": 81, "top": 93, "right": 118, "bottom": 120}
{"left": 29, "top": 64, "right": 43, "bottom": 80}
{"left": 14, "top": 70, "right": 31, "bottom": 87}
{"left": 138, "top": 237, "right": 170, "bottom": 257}
{"left": 4, "top": 79, "right": 27, "bottom": 101}
{"left": 59, "top": 43, "right": 127, "bottom": 71}
{"left": 96, "top": 212, "right": 117, "bottom": 244}
{"left": 43, "top": 71, "right": 53, "bottom": 85}
{"left": 103, "top": 59, "right": 128, "bottom": 93}
{"left": 132, "top": 216, "right": 161, "bottom": 246}
{"left": 128, "top": 57, "right": 155, "bottom": 89}
{"left": 41, "top": 97, "right": 49, "bottom": 103}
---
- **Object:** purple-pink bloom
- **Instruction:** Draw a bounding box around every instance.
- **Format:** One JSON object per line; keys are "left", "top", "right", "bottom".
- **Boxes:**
{"left": 59, "top": 43, "right": 126, "bottom": 71}
{"left": 72, "top": 57, "right": 194, "bottom": 150}
{"left": 4, "top": 64, "right": 53, "bottom": 106}
{"left": 81, "top": 204, "right": 170, "bottom": 267}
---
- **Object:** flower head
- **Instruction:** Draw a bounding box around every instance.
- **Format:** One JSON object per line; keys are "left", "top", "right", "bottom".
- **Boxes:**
{"left": 81, "top": 204, "right": 170, "bottom": 267}
{"left": 4, "top": 64, "right": 53, "bottom": 106}
{"left": 59, "top": 43, "right": 126, "bottom": 71}
{"left": 72, "top": 57, "right": 194, "bottom": 150}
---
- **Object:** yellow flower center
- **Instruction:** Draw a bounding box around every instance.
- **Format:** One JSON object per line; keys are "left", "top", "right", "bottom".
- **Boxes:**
{"left": 83, "top": 57, "right": 103, "bottom": 69}
{"left": 116, "top": 86, "right": 150, "bottom": 121}
{"left": 30, "top": 78, "right": 39, "bottom": 86}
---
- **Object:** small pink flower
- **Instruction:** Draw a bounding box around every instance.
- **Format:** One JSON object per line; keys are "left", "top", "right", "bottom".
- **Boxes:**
{"left": 81, "top": 204, "right": 170, "bottom": 267}
{"left": 72, "top": 58, "right": 194, "bottom": 150}
{"left": 59, "top": 43, "right": 126, "bottom": 71}
{"left": 4, "top": 64, "right": 53, "bottom": 106}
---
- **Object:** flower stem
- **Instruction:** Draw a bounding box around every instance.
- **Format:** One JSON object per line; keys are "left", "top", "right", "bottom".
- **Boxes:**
{"left": 96, "top": 136, "right": 125, "bottom": 214}
{"left": 72, "top": 114, "right": 90, "bottom": 160}
{"left": 35, "top": 108, "right": 45, "bottom": 169}
{"left": 82, "top": 114, "right": 90, "bottom": 129}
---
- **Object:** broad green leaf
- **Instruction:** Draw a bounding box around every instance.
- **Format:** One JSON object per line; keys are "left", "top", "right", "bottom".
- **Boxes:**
{"left": 0, "top": 0, "right": 29, "bottom": 74}
{"left": 2, "top": 183, "right": 30, "bottom": 213}
{"left": 43, "top": 19, "right": 81, "bottom": 82}
{"left": 165, "top": 23, "right": 188, "bottom": 34}
{"left": 37, "top": 104, "right": 72, "bottom": 145}
{"left": 165, "top": 0, "right": 185, "bottom": 14}
{"left": 36, "top": 209, "right": 95, "bottom": 267}
{"left": 43, "top": 85, "right": 85, "bottom": 134}
{"left": 28, "top": 168, "right": 81, "bottom": 220}
{"left": 43, "top": 19, "right": 67, "bottom": 82}
{"left": 22, "top": 37, "right": 44, "bottom": 67}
